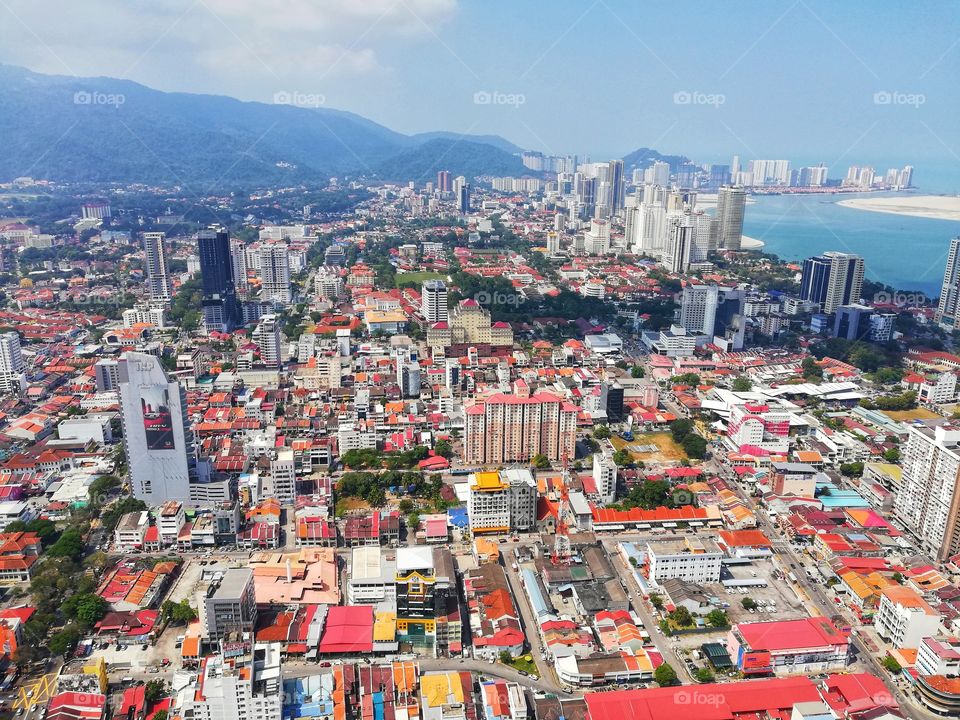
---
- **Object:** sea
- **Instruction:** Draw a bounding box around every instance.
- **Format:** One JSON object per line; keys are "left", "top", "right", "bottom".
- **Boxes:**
{"left": 743, "top": 191, "right": 960, "bottom": 299}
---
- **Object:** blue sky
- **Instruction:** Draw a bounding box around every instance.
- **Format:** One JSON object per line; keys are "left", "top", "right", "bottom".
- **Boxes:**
{"left": 2, "top": 0, "right": 959, "bottom": 179}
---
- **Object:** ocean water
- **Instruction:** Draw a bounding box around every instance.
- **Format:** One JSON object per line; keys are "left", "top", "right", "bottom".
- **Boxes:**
{"left": 743, "top": 192, "right": 960, "bottom": 298}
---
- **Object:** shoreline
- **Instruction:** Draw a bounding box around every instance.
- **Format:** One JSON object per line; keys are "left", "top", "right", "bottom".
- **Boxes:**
{"left": 836, "top": 194, "right": 960, "bottom": 222}
{"left": 740, "top": 235, "right": 764, "bottom": 249}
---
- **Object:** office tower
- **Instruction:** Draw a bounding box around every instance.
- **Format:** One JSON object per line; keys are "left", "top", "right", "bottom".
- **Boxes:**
{"left": 608, "top": 159, "right": 625, "bottom": 214}
{"left": 118, "top": 352, "right": 195, "bottom": 506}
{"left": 203, "top": 568, "right": 258, "bottom": 639}
{"left": 688, "top": 212, "right": 716, "bottom": 262}
{"left": 0, "top": 332, "right": 26, "bottom": 396}
{"left": 895, "top": 423, "right": 960, "bottom": 561}
{"left": 800, "top": 251, "right": 865, "bottom": 314}
{"left": 832, "top": 304, "right": 874, "bottom": 340}
{"left": 230, "top": 238, "right": 248, "bottom": 293}
{"left": 715, "top": 185, "right": 747, "bottom": 251}
{"left": 680, "top": 285, "right": 722, "bottom": 337}
{"left": 421, "top": 279, "right": 449, "bottom": 323}
{"left": 142, "top": 232, "right": 172, "bottom": 305}
{"left": 198, "top": 227, "right": 242, "bottom": 333}
{"left": 253, "top": 315, "right": 282, "bottom": 368}
{"left": 458, "top": 183, "right": 471, "bottom": 214}
{"left": 462, "top": 382, "right": 578, "bottom": 464}
{"left": 936, "top": 238, "right": 960, "bottom": 329}
{"left": 437, "top": 170, "right": 452, "bottom": 193}
{"left": 258, "top": 244, "right": 292, "bottom": 305}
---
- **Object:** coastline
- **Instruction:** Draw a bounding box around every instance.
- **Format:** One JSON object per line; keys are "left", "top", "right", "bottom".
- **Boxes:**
{"left": 740, "top": 235, "right": 764, "bottom": 249}
{"left": 836, "top": 194, "right": 960, "bottom": 222}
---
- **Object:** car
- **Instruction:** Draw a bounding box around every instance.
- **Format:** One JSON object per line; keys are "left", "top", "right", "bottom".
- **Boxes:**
{"left": 530, "top": 675, "right": 539, "bottom": 681}
{"left": 519, "top": 671, "right": 529, "bottom": 677}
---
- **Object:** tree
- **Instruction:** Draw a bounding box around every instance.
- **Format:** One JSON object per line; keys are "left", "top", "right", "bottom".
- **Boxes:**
{"left": 162, "top": 599, "right": 197, "bottom": 624}
{"left": 694, "top": 667, "right": 715, "bottom": 683}
{"left": 649, "top": 594, "right": 664, "bottom": 610}
{"left": 706, "top": 609, "right": 729, "bottom": 628}
{"left": 62, "top": 592, "right": 108, "bottom": 626}
{"left": 612, "top": 449, "right": 632, "bottom": 466}
{"left": 531, "top": 454, "right": 551, "bottom": 470}
{"left": 499, "top": 650, "right": 513, "bottom": 664}
{"left": 153, "top": 712, "right": 168, "bottom": 720}
{"left": 654, "top": 662, "right": 678, "bottom": 687}
{"left": 406, "top": 513, "right": 421, "bottom": 532}
{"left": 801, "top": 357, "right": 823, "bottom": 381}
{"left": 592, "top": 425, "right": 612, "bottom": 440}
{"left": 398, "top": 499, "right": 415, "bottom": 514}
{"left": 434, "top": 439, "right": 453, "bottom": 458}
{"left": 883, "top": 447, "right": 901, "bottom": 463}
{"left": 668, "top": 607, "right": 693, "bottom": 627}
{"left": 669, "top": 419, "right": 693, "bottom": 443}
{"left": 682, "top": 434, "right": 707, "bottom": 459}
{"left": 630, "top": 365, "right": 645, "bottom": 378}
{"left": 892, "top": 572, "right": 903, "bottom": 583}
{"left": 741, "top": 597, "right": 758, "bottom": 611}
{"left": 145, "top": 679, "right": 166, "bottom": 703}
{"left": 49, "top": 625, "right": 82, "bottom": 656}
{"left": 47, "top": 527, "right": 86, "bottom": 560}
{"left": 882, "top": 655, "right": 902, "bottom": 673}
{"left": 731, "top": 376, "right": 752, "bottom": 392}
{"left": 840, "top": 462, "right": 864, "bottom": 478}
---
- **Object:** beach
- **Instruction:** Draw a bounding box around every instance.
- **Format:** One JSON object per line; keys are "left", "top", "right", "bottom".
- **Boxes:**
{"left": 741, "top": 235, "right": 764, "bottom": 249}
{"left": 836, "top": 194, "right": 960, "bottom": 221}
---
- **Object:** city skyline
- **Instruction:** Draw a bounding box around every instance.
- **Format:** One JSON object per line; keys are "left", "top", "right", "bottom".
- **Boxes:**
{"left": 0, "top": 1, "right": 958, "bottom": 174}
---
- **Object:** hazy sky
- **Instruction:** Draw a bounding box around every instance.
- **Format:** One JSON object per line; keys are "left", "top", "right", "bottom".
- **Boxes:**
{"left": 3, "top": 0, "right": 959, "bottom": 173}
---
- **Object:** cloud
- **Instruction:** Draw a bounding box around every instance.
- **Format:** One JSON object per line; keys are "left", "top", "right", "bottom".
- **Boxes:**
{"left": 0, "top": 0, "right": 458, "bottom": 94}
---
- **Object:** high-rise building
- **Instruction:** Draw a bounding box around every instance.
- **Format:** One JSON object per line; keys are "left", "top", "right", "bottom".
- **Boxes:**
{"left": 142, "top": 232, "right": 172, "bottom": 306}
{"left": 421, "top": 280, "right": 448, "bottom": 323}
{"left": 230, "top": 238, "right": 248, "bottom": 293}
{"left": 644, "top": 161, "right": 671, "bottom": 186}
{"left": 0, "top": 332, "right": 26, "bottom": 396}
{"left": 198, "top": 228, "right": 242, "bottom": 332}
{"left": 798, "top": 164, "right": 828, "bottom": 187}
{"left": 437, "top": 170, "right": 452, "bottom": 193}
{"left": 715, "top": 185, "right": 747, "bottom": 251}
{"left": 118, "top": 352, "right": 195, "bottom": 506}
{"left": 314, "top": 268, "right": 344, "bottom": 302}
{"left": 679, "top": 284, "right": 746, "bottom": 349}
{"left": 457, "top": 183, "right": 471, "bottom": 214}
{"left": 936, "top": 238, "right": 960, "bottom": 330}
{"left": 895, "top": 422, "right": 960, "bottom": 561}
{"left": 463, "top": 381, "right": 578, "bottom": 465}
{"left": 253, "top": 315, "right": 282, "bottom": 368}
{"left": 394, "top": 546, "right": 456, "bottom": 647}
{"left": 203, "top": 568, "right": 257, "bottom": 640}
{"left": 94, "top": 358, "right": 120, "bottom": 392}
{"left": 258, "top": 244, "right": 292, "bottom": 306}
{"left": 799, "top": 251, "right": 865, "bottom": 314}
{"left": 396, "top": 352, "right": 421, "bottom": 399}
{"left": 749, "top": 160, "right": 791, "bottom": 186}
{"left": 664, "top": 216, "right": 694, "bottom": 274}
{"left": 608, "top": 159, "right": 625, "bottom": 214}
{"left": 546, "top": 231, "right": 561, "bottom": 255}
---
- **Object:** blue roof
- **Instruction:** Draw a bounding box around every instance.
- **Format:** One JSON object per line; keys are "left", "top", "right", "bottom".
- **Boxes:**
{"left": 447, "top": 507, "right": 469, "bottom": 528}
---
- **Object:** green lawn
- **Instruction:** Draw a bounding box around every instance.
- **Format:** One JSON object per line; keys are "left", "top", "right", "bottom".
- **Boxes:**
{"left": 395, "top": 271, "right": 445, "bottom": 287}
{"left": 500, "top": 654, "right": 537, "bottom": 675}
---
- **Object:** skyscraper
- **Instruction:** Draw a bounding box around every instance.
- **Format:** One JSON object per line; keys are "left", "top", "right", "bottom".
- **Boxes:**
{"left": 608, "top": 159, "right": 625, "bottom": 214}
{"left": 458, "top": 183, "right": 471, "bottom": 214}
{"left": 198, "top": 227, "right": 242, "bottom": 332}
{"left": 437, "top": 170, "right": 452, "bottom": 193}
{"left": 142, "top": 232, "right": 172, "bottom": 306}
{"left": 252, "top": 315, "right": 282, "bottom": 368}
{"left": 258, "top": 244, "right": 292, "bottom": 306}
{"left": 0, "top": 332, "right": 26, "bottom": 396}
{"left": 715, "top": 185, "right": 747, "bottom": 251}
{"left": 936, "top": 238, "right": 960, "bottom": 330}
{"left": 800, "top": 251, "right": 865, "bottom": 314}
{"left": 230, "top": 238, "right": 248, "bottom": 294}
{"left": 119, "top": 352, "right": 196, "bottom": 506}
{"left": 421, "top": 279, "right": 449, "bottom": 324}
{"left": 664, "top": 216, "right": 694, "bottom": 274}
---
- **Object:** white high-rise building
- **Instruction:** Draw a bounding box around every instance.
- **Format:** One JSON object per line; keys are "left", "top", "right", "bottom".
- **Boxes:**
{"left": 749, "top": 160, "right": 790, "bottom": 186}
{"left": 644, "top": 161, "right": 670, "bottom": 186}
{"left": 715, "top": 185, "right": 747, "bottom": 251}
{"left": 894, "top": 423, "right": 960, "bottom": 561}
{"left": 253, "top": 315, "right": 282, "bottom": 368}
{"left": 680, "top": 285, "right": 722, "bottom": 337}
{"left": 314, "top": 269, "right": 344, "bottom": 302}
{"left": 664, "top": 216, "right": 694, "bottom": 274}
{"left": 142, "top": 232, "right": 173, "bottom": 305}
{"left": 592, "top": 445, "right": 617, "bottom": 504}
{"left": 584, "top": 219, "right": 611, "bottom": 255}
{"left": 0, "top": 332, "right": 26, "bottom": 395}
{"left": 467, "top": 468, "right": 537, "bottom": 534}
{"left": 421, "top": 280, "right": 449, "bottom": 323}
{"left": 119, "top": 352, "right": 196, "bottom": 506}
{"left": 231, "top": 238, "right": 248, "bottom": 293}
{"left": 936, "top": 238, "right": 960, "bottom": 330}
{"left": 546, "top": 231, "right": 561, "bottom": 255}
{"left": 259, "top": 244, "right": 292, "bottom": 305}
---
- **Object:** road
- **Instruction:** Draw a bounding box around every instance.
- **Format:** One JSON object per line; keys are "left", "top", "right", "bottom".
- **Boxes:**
{"left": 711, "top": 457, "right": 937, "bottom": 719}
